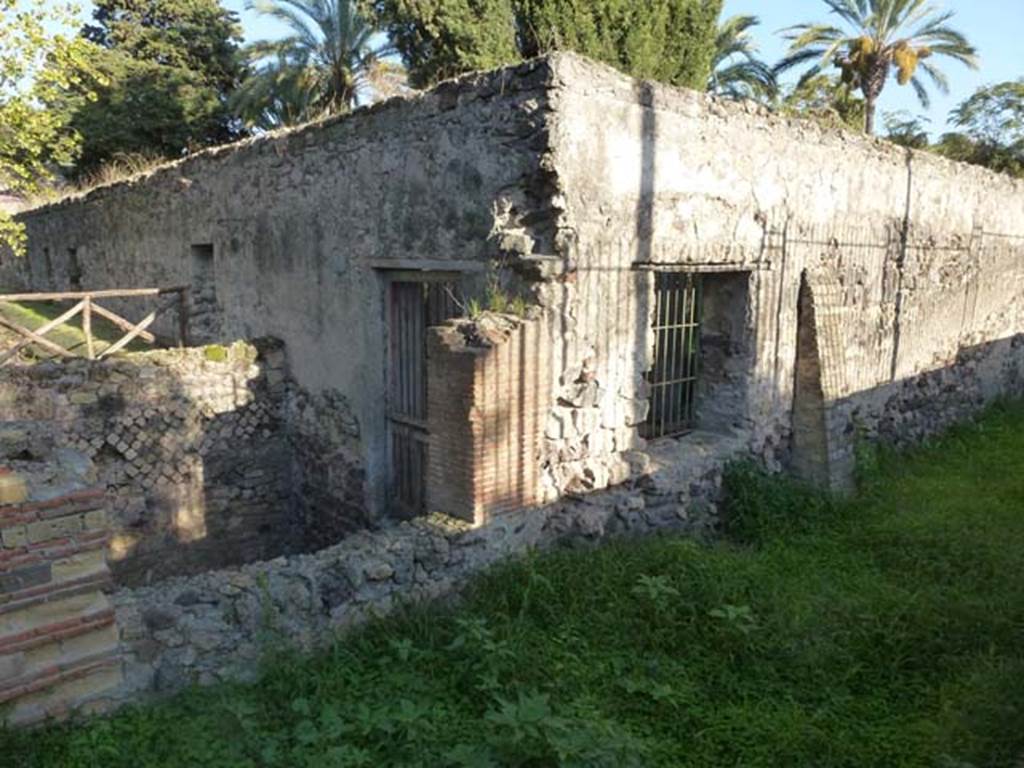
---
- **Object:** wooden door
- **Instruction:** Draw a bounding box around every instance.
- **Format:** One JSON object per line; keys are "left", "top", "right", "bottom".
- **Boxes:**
{"left": 387, "top": 276, "right": 461, "bottom": 517}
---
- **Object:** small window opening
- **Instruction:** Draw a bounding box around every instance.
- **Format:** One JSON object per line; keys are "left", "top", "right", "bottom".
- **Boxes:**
{"left": 42, "top": 247, "right": 55, "bottom": 289}
{"left": 642, "top": 272, "right": 702, "bottom": 438}
{"left": 68, "top": 247, "right": 83, "bottom": 290}
{"left": 190, "top": 243, "right": 219, "bottom": 341}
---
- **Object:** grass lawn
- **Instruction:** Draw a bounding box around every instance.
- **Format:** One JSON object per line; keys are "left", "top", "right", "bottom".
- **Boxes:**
{"left": 0, "top": 300, "right": 152, "bottom": 360}
{"left": 5, "top": 404, "right": 1024, "bottom": 767}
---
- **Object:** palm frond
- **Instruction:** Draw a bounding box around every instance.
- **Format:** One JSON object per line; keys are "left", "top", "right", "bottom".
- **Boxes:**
{"left": 774, "top": 48, "right": 829, "bottom": 75}
{"left": 795, "top": 64, "right": 826, "bottom": 89}
{"left": 909, "top": 75, "right": 930, "bottom": 108}
{"left": 782, "top": 24, "right": 847, "bottom": 49}
{"left": 918, "top": 59, "right": 949, "bottom": 94}
{"left": 822, "top": 0, "right": 867, "bottom": 28}
{"left": 236, "top": 0, "right": 398, "bottom": 126}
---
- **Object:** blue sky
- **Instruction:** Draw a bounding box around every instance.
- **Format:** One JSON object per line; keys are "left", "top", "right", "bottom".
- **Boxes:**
{"left": 722, "top": 0, "right": 1024, "bottom": 135}
{"left": 48, "top": 0, "right": 1024, "bottom": 136}
{"left": 229, "top": 0, "right": 1024, "bottom": 136}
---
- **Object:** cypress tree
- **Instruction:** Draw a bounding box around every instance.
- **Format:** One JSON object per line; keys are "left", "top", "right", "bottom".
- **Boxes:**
{"left": 363, "top": 0, "right": 723, "bottom": 90}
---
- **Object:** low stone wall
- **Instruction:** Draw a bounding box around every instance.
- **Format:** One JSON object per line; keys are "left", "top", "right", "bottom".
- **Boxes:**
{"left": 0, "top": 340, "right": 297, "bottom": 585}
{"left": 1, "top": 465, "right": 121, "bottom": 727}
{"left": 111, "top": 430, "right": 738, "bottom": 702}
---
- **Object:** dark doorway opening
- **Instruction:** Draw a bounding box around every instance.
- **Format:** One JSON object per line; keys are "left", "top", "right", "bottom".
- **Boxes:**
{"left": 190, "top": 243, "right": 219, "bottom": 342}
{"left": 385, "top": 274, "right": 462, "bottom": 517}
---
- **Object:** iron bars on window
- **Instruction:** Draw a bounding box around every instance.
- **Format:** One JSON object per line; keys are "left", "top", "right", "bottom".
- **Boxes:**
{"left": 642, "top": 271, "right": 702, "bottom": 439}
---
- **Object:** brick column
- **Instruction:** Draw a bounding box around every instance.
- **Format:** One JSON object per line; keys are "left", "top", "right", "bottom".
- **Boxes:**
{"left": 0, "top": 475, "right": 121, "bottom": 726}
{"left": 426, "top": 315, "right": 551, "bottom": 526}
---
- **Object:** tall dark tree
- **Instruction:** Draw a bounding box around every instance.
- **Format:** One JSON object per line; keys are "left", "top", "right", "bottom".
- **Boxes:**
{"left": 362, "top": 0, "right": 723, "bottom": 91}
{"left": 775, "top": 0, "right": 977, "bottom": 134}
{"left": 55, "top": 0, "right": 243, "bottom": 177}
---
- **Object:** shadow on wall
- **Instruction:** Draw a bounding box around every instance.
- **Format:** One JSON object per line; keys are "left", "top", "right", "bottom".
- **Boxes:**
{"left": 791, "top": 313, "right": 1024, "bottom": 492}
{"left": 0, "top": 340, "right": 305, "bottom": 587}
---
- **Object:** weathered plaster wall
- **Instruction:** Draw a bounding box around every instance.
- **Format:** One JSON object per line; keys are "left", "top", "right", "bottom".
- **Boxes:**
{"left": 534, "top": 53, "right": 1024, "bottom": 491}
{"left": 6, "top": 59, "right": 560, "bottom": 522}
{"left": 0, "top": 342, "right": 296, "bottom": 585}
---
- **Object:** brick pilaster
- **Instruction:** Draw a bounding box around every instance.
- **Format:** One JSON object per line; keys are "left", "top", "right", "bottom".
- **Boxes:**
{"left": 426, "top": 316, "right": 551, "bottom": 525}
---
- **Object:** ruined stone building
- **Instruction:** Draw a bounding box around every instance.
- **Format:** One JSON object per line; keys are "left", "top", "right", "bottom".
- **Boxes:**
{"left": 2, "top": 53, "right": 1023, "bottom": 722}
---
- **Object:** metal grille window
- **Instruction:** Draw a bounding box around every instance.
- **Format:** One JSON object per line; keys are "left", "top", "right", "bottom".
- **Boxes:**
{"left": 642, "top": 271, "right": 702, "bottom": 438}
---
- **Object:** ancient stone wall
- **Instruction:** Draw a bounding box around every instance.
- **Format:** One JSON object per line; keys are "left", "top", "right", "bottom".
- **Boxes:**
{"left": 534, "top": 53, "right": 1024, "bottom": 493}
{"left": 0, "top": 341, "right": 298, "bottom": 585}
{"left": 4, "top": 59, "right": 559, "bottom": 521}
{"left": 111, "top": 434, "right": 731, "bottom": 703}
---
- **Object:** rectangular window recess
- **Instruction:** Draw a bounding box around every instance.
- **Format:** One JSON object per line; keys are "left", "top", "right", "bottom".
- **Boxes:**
{"left": 642, "top": 271, "right": 703, "bottom": 439}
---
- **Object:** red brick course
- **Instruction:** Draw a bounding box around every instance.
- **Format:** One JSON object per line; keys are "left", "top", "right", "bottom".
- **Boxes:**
{"left": 426, "top": 317, "right": 551, "bottom": 525}
{"left": 1, "top": 482, "right": 121, "bottom": 725}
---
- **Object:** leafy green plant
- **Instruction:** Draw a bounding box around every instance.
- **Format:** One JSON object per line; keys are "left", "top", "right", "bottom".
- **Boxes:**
{"left": 708, "top": 603, "right": 758, "bottom": 636}
{"left": 466, "top": 297, "right": 483, "bottom": 320}
{"left": 630, "top": 573, "right": 680, "bottom": 615}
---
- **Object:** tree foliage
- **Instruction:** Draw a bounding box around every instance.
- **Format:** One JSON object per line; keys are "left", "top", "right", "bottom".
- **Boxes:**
{"left": 707, "top": 15, "right": 776, "bottom": 102}
{"left": 53, "top": 0, "right": 244, "bottom": 177}
{"left": 933, "top": 80, "right": 1024, "bottom": 178}
{"left": 776, "top": 0, "right": 977, "bottom": 134}
{"left": 232, "top": 0, "right": 394, "bottom": 130}
{"left": 0, "top": 0, "right": 103, "bottom": 254}
{"left": 780, "top": 73, "right": 865, "bottom": 131}
{"left": 361, "top": 0, "right": 723, "bottom": 91}
{"left": 883, "top": 110, "right": 929, "bottom": 148}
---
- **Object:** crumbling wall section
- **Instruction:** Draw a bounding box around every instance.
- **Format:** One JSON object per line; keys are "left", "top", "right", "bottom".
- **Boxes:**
{"left": 111, "top": 432, "right": 734, "bottom": 703}
{"left": 0, "top": 341, "right": 297, "bottom": 585}
{"left": 8, "top": 58, "right": 561, "bottom": 522}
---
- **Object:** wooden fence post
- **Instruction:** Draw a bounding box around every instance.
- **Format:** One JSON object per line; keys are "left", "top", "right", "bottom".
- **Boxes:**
{"left": 82, "top": 296, "right": 95, "bottom": 360}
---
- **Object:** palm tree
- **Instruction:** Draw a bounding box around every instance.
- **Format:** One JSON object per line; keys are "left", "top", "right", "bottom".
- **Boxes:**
{"left": 232, "top": 0, "right": 394, "bottom": 129}
{"left": 708, "top": 15, "right": 777, "bottom": 102}
{"left": 775, "top": 0, "right": 978, "bottom": 134}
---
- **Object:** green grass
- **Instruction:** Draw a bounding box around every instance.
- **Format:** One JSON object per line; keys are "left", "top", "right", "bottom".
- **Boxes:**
{"left": 0, "top": 300, "right": 151, "bottom": 360}
{"left": 6, "top": 404, "right": 1024, "bottom": 767}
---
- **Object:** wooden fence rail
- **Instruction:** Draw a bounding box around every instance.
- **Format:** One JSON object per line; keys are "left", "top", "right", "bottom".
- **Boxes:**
{"left": 0, "top": 287, "right": 190, "bottom": 367}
